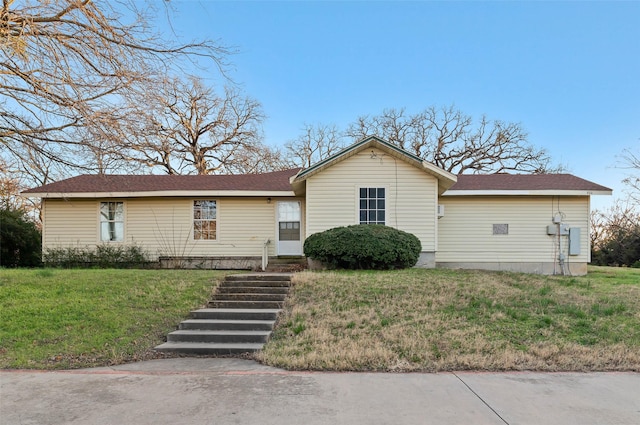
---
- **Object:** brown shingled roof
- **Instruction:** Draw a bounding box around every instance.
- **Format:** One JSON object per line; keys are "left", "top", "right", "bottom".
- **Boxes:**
{"left": 448, "top": 173, "right": 611, "bottom": 192}
{"left": 23, "top": 168, "right": 302, "bottom": 194}
{"left": 24, "top": 168, "right": 611, "bottom": 196}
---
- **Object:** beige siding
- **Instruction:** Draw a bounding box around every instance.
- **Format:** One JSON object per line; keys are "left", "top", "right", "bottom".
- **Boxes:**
{"left": 42, "top": 197, "right": 304, "bottom": 260}
{"left": 305, "top": 148, "right": 438, "bottom": 251}
{"left": 42, "top": 199, "right": 98, "bottom": 247}
{"left": 436, "top": 196, "right": 591, "bottom": 264}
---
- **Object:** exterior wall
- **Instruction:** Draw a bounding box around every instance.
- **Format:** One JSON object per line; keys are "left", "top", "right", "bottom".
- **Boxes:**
{"left": 42, "top": 198, "right": 98, "bottom": 248}
{"left": 305, "top": 148, "right": 439, "bottom": 254}
{"left": 42, "top": 197, "right": 304, "bottom": 262}
{"left": 436, "top": 195, "right": 591, "bottom": 275}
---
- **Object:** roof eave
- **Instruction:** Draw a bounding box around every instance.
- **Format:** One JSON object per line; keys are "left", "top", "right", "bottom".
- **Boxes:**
{"left": 23, "top": 190, "right": 298, "bottom": 199}
{"left": 442, "top": 189, "right": 613, "bottom": 196}
{"left": 421, "top": 161, "right": 457, "bottom": 193}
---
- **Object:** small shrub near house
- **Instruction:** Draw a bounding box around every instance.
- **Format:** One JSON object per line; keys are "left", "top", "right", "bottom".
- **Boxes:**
{"left": 304, "top": 224, "right": 421, "bottom": 270}
{"left": 43, "top": 244, "right": 150, "bottom": 268}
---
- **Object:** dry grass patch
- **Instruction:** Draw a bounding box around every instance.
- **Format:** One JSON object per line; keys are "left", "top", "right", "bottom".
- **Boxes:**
{"left": 257, "top": 267, "right": 640, "bottom": 371}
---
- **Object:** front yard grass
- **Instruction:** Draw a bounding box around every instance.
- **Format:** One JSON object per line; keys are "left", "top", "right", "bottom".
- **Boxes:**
{"left": 2, "top": 266, "right": 638, "bottom": 372}
{"left": 0, "top": 268, "right": 224, "bottom": 369}
{"left": 257, "top": 266, "right": 640, "bottom": 372}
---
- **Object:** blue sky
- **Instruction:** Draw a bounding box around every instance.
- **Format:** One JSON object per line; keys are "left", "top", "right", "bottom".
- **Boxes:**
{"left": 162, "top": 1, "right": 639, "bottom": 210}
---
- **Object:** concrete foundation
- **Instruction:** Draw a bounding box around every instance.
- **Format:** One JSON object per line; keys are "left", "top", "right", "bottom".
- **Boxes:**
{"left": 159, "top": 256, "right": 261, "bottom": 270}
{"left": 160, "top": 255, "right": 589, "bottom": 275}
{"left": 307, "top": 251, "right": 436, "bottom": 270}
{"left": 307, "top": 257, "right": 326, "bottom": 270}
{"left": 414, "top": 252, "right": 436, "bottom": 268}
{"left": 436, "top": 261, "right": 588, "bottom": 276}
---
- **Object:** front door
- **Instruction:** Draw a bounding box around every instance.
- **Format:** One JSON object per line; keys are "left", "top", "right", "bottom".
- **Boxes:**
{"left": 277, "top": 201, "right": 302, "bottom": 255}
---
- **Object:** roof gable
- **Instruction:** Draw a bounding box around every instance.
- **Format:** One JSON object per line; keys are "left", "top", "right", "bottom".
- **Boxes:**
{"left": 291, "top": 136, "right": 457, "bottom": 193}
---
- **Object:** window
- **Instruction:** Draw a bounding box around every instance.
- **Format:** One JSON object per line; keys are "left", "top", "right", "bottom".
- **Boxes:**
{"left": 279, "top": 221, "right": 300, "bottom": 241}
{"left": 100, "top": 202, "right": 124, "bottom": 242}
{"left": 359, "top": 187, "right": 385, "bottom": 224}
{"left": 278, "top": 201, "right": 301, "bottom": 241}
{"left": 193, "top": 200, "right": 216, "bottom": 240}
{"left": 493, "top": 224, "right": 509, "bottom": 235}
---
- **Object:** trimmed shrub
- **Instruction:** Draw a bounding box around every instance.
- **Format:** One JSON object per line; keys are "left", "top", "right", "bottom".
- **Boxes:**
{"left": 43, "top": 244, "right": 149, "bottom": 268}
{"left": 304, "top": 224, "right": 421, "bottom": 270}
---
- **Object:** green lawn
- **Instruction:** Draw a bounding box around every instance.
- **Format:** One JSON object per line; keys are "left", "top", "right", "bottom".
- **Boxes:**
{"left": 257, "top": 266, "right": 640, "bottom": 372}
{"left": 0, "top": 268, "right": 225, "bottom": 369}
{"left": 2, "top": 266, "right": 639, "bottom": 371}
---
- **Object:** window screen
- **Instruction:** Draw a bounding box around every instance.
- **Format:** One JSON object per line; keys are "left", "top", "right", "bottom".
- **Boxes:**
{"left": 100, "top": 202, "right": 124, "bottom": 242}
{"left": 194, "top": 200, "right": 217, "bottom": 240}
{"left": 359, "top": 187, "right": 385, "bottom": 225}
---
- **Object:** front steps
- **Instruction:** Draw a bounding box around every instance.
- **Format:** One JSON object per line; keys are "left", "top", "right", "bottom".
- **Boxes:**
{"left": 265, "top": 256, "right": 307, "bottom": 273}
{"left": 154, "top": 274, "right": 291, "bottom": 355}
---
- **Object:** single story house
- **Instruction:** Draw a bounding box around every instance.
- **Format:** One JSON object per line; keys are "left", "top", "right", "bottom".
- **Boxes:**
{"left": 23, "top": 136, "right": 611, "bottom": 275}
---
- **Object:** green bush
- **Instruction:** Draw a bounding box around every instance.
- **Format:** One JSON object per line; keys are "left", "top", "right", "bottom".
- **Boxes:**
{"left": 43, "top": 244, "right": 149, "bottom": 268}
{"left": 304, "top": 224, "right": 421, "bottom": 270}
{"left": 0, "top": 208, "right": 42, "bottom": 267}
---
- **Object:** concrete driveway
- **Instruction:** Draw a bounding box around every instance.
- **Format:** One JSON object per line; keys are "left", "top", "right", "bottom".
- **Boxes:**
{"left": 1, "top": 358, "right": 638, "bottom": 425}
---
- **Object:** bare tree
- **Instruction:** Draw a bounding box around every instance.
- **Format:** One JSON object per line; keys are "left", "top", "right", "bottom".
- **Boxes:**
{"left": 225, "top": 143, "right": 295, "bottom": 174}
{"left": 0, "top": 159, "right": 24, "bottom": 210}
{"left": 0, "top": 158, "right": 41, "bottom": 221}
{"left": 0, "top": 0, "right": 228, "bottom": 172}
{"left": 346, "top": 106, "right": 560, "bottom": 174}
{"left": 590, "top": 200, "right": 640, "bottom": 267}
{"left": 104, "top": 76, "right": 266, "bottom": 175}
{"left": 620, "top": 142, "right": 640, "bottom": 204}
{"left": 285, "top": 124, "right": 346, "bottom": 168}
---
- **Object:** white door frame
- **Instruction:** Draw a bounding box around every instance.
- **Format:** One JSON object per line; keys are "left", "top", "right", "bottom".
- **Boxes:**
{"left": 276, "top": 201, "right": 302, "bottom": 256}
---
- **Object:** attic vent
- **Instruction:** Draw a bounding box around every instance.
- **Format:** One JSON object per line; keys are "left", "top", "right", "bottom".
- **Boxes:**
{"left": 493, "top": 224, "right": 509, "bottom": 235}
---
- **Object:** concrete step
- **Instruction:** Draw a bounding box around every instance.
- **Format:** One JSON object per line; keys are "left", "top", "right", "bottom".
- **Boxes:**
{"left": 217, "top": 286, "right": 290, "bottom": 294}
{"left": 265, "top": 258, "right": 307, "bottom": 273}
{"left": 208, "top": 300, "right": 284, "bottom": 309}
{"left": 211, "top": 293, "right": 287, "bottom": 302}
{"left": 191, "top": 308, "right": 280, "bottom": 321}
{"left": 225, "top": 274, "right": 291, "bottom": 282}
{"left": 265, "top": 265, "right": 305, "bottom": 273}
{"left": 154, "top": 273, "right": 292, "bottom": 356}
{"left": 179, "top": 319, "right": 275, "bottom": 331}
{"left": 154, "top": 342, "right": 265, "bottom": 354}
{"left": 268, "top": 257, "right": 306, "bottom": 265}
{"left": 167, "top": 330, "right": 271, "bottom": 343}
{"left": 219, "top": 280, "right": 290, "bottom": 288}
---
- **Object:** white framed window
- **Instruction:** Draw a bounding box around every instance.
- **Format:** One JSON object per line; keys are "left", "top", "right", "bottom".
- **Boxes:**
{"left": 100, "top": 201, "right": 124, "bottom": 242}
{"left": 193, "top": 200, "right": 217, "bottom": 240}
{"left": 359, "top": 187, "right": 385, "bottom": 225}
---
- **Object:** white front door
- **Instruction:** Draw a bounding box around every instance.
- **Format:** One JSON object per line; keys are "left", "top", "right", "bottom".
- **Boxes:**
{"left": 277, "top": 201, "right": 302, "bottom": 255}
